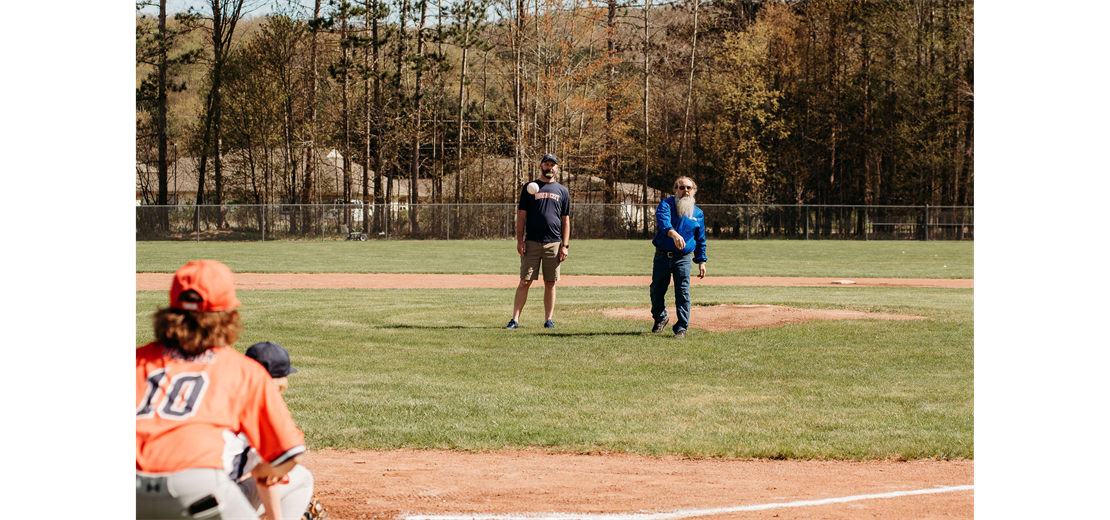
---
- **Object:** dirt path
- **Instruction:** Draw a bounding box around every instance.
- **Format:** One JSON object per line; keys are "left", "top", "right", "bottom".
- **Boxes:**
{"left": 135, "top": 273, "right": 972, "bottom": 290}
{"left": 304, "top": 449, "right": 972, "bottom": 520}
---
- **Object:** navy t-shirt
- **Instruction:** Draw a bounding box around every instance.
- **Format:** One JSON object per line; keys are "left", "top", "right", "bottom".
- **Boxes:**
{"left": 518, "top": 179, "right": 571, "bottom": 243}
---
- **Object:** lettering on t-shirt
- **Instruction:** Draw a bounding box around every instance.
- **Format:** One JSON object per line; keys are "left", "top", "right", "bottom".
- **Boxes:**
{"left": 535, "top": 192, "right": 561, "bottom": 201}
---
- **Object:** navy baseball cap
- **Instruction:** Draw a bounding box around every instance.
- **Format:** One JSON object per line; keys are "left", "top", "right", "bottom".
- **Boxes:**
{"left": 245, "top": 341, "right": 299, "bottom": 378}
{"left": 540, "top": 153, "right": 558, "bottom": 164}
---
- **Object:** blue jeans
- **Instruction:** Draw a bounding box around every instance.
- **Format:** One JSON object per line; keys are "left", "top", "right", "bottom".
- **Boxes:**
{"left": 650, "top": 252, "right": 692, "bottom": 333}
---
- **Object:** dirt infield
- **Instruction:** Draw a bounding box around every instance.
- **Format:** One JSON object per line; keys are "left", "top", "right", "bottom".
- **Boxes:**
{"left": 136, "top": 273, "right": 973, "bottom": 518}
{"left": 603, "top": 305, "right": 927, "bottom": 331}
{"left": 304, "top": 449, "right": 972, "bottom": 520}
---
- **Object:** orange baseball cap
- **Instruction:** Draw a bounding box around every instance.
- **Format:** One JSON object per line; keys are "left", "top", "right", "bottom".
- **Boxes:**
{"left": 169, "top": 260, "right": 242, "bottom": 312}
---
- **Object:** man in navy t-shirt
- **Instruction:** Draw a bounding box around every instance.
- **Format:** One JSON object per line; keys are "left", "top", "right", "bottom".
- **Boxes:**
{"left": 505, "top": 153, "right": 571, "bottom": 330}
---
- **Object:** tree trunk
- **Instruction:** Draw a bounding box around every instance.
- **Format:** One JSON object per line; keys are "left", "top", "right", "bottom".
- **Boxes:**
{"left": 389, "top": 0, "right": 408, "bottom": 238}
{"left": 301, "top": 0, "right": 323, "bottom": 236}
{"left": 641, "top": 0, "right": 651, "bottom": 233}
{"left": 455, "top": 0, "right": 470, "bottom": 204}
{"left": 513, "top": 0, "right": 525, "bottom": 188}
{"left": 364, "top": 0, "right": 375, "bottom": 234}
{"left": 605, "top": 0, "right": 616, "bottom": 203}
{"left": 206, "top": 0, "right": 248, "bottom": 230}
{"left": 157, "top": 0, "right": 169, "bottom": 231}
{"left": 409, "top": 0, "right": 427, "bottom": 235}
{"left": 373, "top": 0, "right": 385, "bottom": 233}
{"left": 211, "top": 1, "right": 225, "bottom": 229}
{"left": 677, "top": 0, "right": 699, "bottom": 172}
{"left": 341, "top": 14, "right": 352, "bottom": 227}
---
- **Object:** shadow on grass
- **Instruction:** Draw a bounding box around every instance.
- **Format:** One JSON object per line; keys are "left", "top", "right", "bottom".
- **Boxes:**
{"left": 381, "top": 325, "right": 646, "bottom": 337}
{"left": 386, "top": 324, "right": 485, "bottom": 330}
{"left": 540, "top": 332, "right": 645, "bottom": 337}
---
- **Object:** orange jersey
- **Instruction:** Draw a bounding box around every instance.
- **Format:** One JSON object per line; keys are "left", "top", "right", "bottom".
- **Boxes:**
{"left": 136, "top": 343, "right": 306, "bottom": 473}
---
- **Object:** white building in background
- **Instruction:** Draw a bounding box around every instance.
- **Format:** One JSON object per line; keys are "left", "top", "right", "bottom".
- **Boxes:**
{"left": 137, "top": 149, "right": 384, "bottom": 205}
{"left": 138, "top": 150, "right": 662, "bottom": 213}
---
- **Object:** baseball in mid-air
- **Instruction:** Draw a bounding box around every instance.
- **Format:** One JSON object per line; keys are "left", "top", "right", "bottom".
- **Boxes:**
{"left": 526, "top": 182, "right": 539, "bottom": 195}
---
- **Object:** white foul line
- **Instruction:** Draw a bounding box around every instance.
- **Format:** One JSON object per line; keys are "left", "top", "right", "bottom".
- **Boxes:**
{"left": 404, "top": 485, "right": 974, "bottom": 520}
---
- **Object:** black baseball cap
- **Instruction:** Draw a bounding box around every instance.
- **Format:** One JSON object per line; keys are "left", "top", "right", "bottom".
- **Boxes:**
{"left": 245, "top": 341, "right": 299, "bottom": 378}
{"left": 540, "top": 153, "right": 558, "bottom": 164}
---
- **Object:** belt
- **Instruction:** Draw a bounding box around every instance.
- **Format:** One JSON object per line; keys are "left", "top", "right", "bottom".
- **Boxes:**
{"left": 656, "top": 249, "right": 690, "bottom": 258}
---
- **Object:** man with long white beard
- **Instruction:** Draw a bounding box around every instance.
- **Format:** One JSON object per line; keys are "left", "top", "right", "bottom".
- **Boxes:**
{"left": 649, "top": 176, "right": 707, "bottom": 338}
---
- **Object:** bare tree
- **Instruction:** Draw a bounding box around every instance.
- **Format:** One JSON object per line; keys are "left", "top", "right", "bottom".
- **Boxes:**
{"left": 301, "top": 0, "right": 324, "bottom": 235}
{"left": 448, "top": 0, "right": 493, "bottom": 203}
{"left": 640, "top": 0, "right": 651, "bottom": 232}
{"left": 329, "top": 1, "right": 366, "bottom": 228}
{"left": 512, "top": 0, "right": 525, "bottom": 188}
{"left": 193, "top": 0, "right": 263, "bottom": 229}
{"left": 137, "top": 0, "right": 200, "bottom": 227}
{"left": 604, "top": 0, "right": 617, "bottom": 202}
{"left": 363, "top": 0, "right": 385, "bottom": 233}
{"left": 157, "top": 0, "right": 170, "bottom": 227}
{"left": 409, "top": 0, "right": 428, "bottom": 234}
{"left": 677, "top": 0, "right": 698, "bottom": 171}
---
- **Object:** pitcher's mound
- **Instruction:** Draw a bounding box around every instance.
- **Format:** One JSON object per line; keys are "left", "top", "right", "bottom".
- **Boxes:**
{"left": 603, "top": 305, "right": 927, "bottom": 331}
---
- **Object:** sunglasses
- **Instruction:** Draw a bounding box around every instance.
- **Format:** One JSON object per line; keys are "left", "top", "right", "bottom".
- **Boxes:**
{"left": 677, "top": 185, "right": 695, "bottom": 190}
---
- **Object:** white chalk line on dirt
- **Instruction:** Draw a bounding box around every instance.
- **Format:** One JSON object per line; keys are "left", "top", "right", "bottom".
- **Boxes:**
{"left": 403, "top": 485, "right": 973, "bottom": 520}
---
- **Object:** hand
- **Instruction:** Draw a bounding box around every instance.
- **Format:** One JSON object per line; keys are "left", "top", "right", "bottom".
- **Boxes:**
{"left": 256, "top": 474, "right": 290, "bottom": 487}
{"left": 670, "top": 231, "right": 686, "bottom": 250}
{"left": 251, "top": 461, "right": 277, "bottom": 480}
{"left": 558, "top": 245, "right": 569, "bottom": 262}
{"left": 517, "top": 240, "right": 526, "bottom": 256}
{"left": 697, "top": 263, "right": 706, "bottom": 279}
{"left": 249, "top": 460, "right": 292, "bottom": 485}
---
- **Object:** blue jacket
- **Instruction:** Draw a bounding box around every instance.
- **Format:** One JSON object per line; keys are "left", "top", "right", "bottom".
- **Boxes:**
{"left": 651, "top": 196, "right": 707, "bottom": 263}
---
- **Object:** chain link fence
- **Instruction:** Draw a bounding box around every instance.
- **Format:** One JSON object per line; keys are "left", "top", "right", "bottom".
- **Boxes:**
{"left": 136, "top": 203, "right": 973, "bottom": 241}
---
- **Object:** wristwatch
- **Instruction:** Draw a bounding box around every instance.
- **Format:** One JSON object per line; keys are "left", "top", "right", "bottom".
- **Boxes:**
{"left": 561, "top": 243, "right": 569, "bottom": 248}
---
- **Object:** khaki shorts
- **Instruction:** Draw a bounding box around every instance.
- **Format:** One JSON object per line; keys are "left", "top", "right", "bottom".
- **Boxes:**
{"left": 520, "top": 240, "right": 561, "bottom": 282}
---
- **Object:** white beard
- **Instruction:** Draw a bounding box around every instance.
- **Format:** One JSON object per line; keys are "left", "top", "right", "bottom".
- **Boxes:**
{"left": 676, "top": 194, "right": 695, "bottom": 218}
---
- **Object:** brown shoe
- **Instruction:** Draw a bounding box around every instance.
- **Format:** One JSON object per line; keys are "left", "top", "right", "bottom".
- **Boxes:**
{"left": 674, "top": 329, "right": 686, "bottom": 339}
{"left": 651, "top": 317, "right": 669, "bottom": 333}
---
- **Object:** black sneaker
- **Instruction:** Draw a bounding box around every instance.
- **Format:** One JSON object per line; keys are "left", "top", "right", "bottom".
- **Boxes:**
{"left": 651, "top": 317, "right": 669, "bottom": 333}
{"left": 544, "top": 319, "right": 556, "bottom": 329}
{"left": 505, "top": 319, "right": 519, "bottom": 329}
{"left": 674, "top": 329, "right": 686, "bottom": 339}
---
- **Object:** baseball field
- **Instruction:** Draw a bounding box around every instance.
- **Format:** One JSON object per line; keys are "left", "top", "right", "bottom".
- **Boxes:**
{"left": 136, "top": 239, "right": 974, "bottom": 519}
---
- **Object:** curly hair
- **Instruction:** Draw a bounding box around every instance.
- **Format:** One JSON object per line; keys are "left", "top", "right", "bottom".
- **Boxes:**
{"left": 153, "top": 290, "right": 242, "bottom": 356}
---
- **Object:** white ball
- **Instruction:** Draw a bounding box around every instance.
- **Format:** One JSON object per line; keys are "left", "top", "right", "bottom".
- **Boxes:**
{"left": 526, "top": 182, "right": 539, "bottom": 195}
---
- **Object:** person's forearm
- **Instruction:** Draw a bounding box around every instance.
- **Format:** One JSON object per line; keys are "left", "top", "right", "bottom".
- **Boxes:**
{"left": 561, "top": 217, "right": 570, "bottom": 246}
{"left": 516, "top": 212, "right": 526, "bottom": 242}
{"left": 256, "top": 480, "right": 282, "bottom": 520}
{"left": 253, "top": 454, "right": 304, "bottom": 482}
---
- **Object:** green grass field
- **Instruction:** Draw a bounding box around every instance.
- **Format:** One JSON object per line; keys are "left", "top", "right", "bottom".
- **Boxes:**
{"left": 136, "top": 240, "right": 973, "bottom": 460}
{"left": 136, "top": 239, "right": 973, "bottom": 278}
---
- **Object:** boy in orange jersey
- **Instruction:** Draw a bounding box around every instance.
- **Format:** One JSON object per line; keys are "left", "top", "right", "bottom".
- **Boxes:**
{"left": 136, "top": 260, "right": 306, "bottom": 520}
